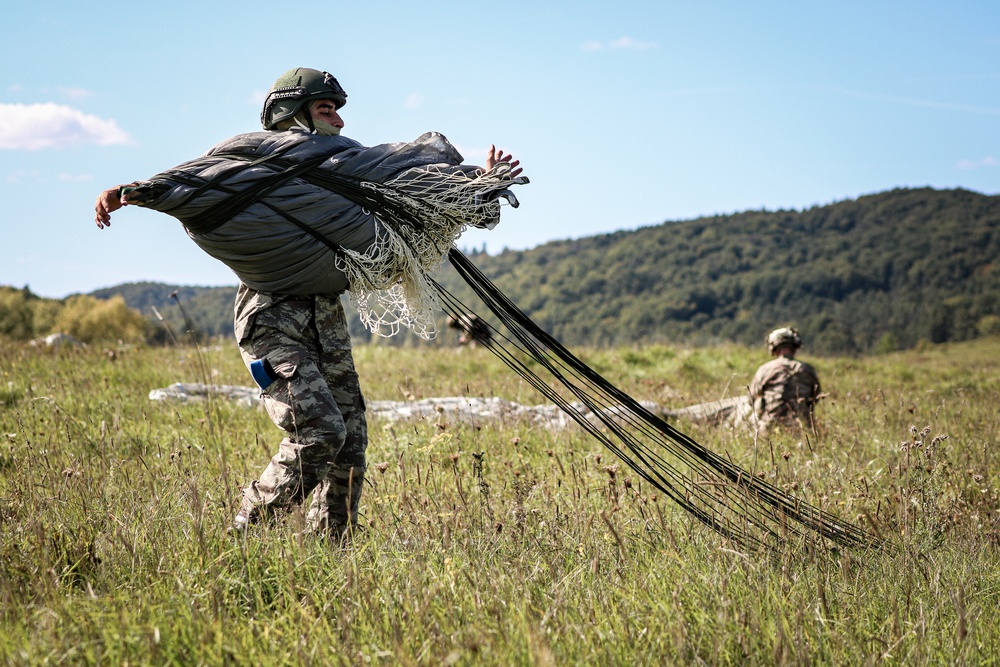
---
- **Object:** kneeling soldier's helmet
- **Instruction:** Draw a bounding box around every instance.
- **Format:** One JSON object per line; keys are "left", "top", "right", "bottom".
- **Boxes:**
{"left": 766, "top": 327, "right": 802, "bottom": 353}
{"left": 261, "top": 68, "right": 348, "bottom": 130}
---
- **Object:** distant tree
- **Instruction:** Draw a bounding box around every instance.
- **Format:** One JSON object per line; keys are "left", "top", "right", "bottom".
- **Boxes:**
{"left": 54, "top": 295, "right": 150, "bottom": 344}
{"left": 0, "top": 288, "right": 34, "bottom": 339}
{"left": 31, "top": 299, "right": 62, "bottom": 336}
{"left": 874, "top": 332, "right": 899, "bottom": 355}
{"left": 977, "top": 315, "right": 1000, "bottom": 337}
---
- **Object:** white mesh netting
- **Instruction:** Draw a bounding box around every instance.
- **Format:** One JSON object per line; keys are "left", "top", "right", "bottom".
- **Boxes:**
{"left": 335, "top": 162, "right": 523, "bottom": 339}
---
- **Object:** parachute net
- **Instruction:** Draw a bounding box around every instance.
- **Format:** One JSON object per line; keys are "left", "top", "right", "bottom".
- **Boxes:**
{"left": 434, "top": 248, "right": 879, "bottom": 553}
{"left": 317, "top": 162, "right": 525, "bottom": 339}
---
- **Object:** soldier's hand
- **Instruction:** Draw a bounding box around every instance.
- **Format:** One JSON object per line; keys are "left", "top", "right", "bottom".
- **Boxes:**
{"left": 486, "top": 144, "right": 523, "bottom": 179}
{"left": 95, "top": 186, "right": 130, "bottom": 229}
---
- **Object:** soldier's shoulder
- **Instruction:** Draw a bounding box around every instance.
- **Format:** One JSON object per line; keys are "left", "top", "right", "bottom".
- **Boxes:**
{"left": 795, "top": 358, "right": 819, "bottom": 373}
{"left": 755, "top": 357, "right": 786, "bottom": 373}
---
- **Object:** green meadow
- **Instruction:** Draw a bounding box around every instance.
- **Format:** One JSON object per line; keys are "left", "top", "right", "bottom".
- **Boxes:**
{"left": 1, "top": 337, "right": 998, "bottom": 665}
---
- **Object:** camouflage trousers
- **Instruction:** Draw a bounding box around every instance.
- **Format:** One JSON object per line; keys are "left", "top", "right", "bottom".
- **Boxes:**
{"left": 238, "top": 294, "right": 367, "bottom": 534}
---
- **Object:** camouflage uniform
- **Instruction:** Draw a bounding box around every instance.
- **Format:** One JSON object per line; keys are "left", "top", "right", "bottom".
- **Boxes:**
{"left": 447, "top": 313, "right": 492, "bottom": 347}
{"left": 234, "top": 284, "right": 367, "bottom": 533}
{"left": 749, "top": 356, "right": 821, "bottom": 434}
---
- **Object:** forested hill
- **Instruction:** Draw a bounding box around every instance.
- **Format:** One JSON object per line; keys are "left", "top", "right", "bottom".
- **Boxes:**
{"left": 87, "top": 187, "right": 999, "bottom": 354}
{"left": 85, "top": 282, "right": 237, "bottom": 343}
{"left": 433, "top": 186, "right": 1000, "bottom": 354}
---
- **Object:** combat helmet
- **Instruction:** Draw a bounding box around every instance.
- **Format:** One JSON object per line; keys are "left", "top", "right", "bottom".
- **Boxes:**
{"left": 766, "top": 327, "right": 802, "bottom": 353}
{"left": 261, "top": 68, "right": 348, "bottom": 130}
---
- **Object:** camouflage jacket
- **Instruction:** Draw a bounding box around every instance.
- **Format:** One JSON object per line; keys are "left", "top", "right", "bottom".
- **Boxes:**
{"left": 749, "top": 356, "right": 821, "bottom": 426}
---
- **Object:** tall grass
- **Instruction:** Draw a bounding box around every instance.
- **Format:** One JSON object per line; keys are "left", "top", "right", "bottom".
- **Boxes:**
{"left": 1, "top": 337, "right": 997, "bottom": 665}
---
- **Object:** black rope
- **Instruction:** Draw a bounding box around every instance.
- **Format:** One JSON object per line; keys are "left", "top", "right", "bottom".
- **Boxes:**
{"left": 438, "top": 248, "right": 878, "bottom": 552}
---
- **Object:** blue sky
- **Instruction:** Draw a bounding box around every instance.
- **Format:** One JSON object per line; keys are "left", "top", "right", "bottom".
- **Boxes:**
{"left": 3, "top": 1, "right": 998, "bottom": 298}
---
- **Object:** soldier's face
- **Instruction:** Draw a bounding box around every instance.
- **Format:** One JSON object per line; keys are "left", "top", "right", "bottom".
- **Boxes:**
{"left": 310, "top": 100, "right": 344, "bottom": 130}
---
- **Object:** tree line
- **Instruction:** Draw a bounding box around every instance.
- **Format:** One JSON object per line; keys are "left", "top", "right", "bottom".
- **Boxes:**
{"left": 4, "top": 187, "right": 998, "bottom": 354}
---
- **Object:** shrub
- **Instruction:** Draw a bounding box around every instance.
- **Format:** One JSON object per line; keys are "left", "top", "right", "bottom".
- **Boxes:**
{"left": 53, "top": 295, "right": 151, "bottom": 344}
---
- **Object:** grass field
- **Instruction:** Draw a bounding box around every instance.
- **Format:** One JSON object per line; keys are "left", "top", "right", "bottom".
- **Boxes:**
{"left": 1, "top": 336, "right": 998, "bottom": 665}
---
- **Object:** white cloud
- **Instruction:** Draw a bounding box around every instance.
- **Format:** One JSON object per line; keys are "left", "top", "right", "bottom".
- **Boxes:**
{"left": 14, "top": 254, "right": 39, "bottom": 266}
{"left": 582, "top": 36, "right": 658, "bottom": 52}
{"left": 0, "top": 103, "right": 132, "bottom": 150}
{"left": 609, "top": 36, "right": 657, "bottom": 51}
{"left": 58, "top": 173, "right": 94, "bottom": 182}
{"left": 814, "top": 85, "right": 1000, "bottom": 116}
{"left": 404, "top": 93, "right": 425, "bottom": 110}
{"left": 956, "top": 156, "right": 999, "bottom": 170}
{"left": 6, "top": 169, "right": 40, "bottom": 183}
{"left": 59, "top": 86, "right": 93, "bottom": 100}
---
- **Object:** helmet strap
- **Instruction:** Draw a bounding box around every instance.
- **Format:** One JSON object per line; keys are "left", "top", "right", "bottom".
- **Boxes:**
{"left": 303, "top": 111, "right": 316, "bottom": 133}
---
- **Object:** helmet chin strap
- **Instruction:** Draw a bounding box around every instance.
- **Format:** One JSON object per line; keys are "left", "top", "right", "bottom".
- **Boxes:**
{"left": 285, "top": 116, "right": 312, "bottom": 132}
{"left": 284, "top": 115, "right": 340, "bottom": 136}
